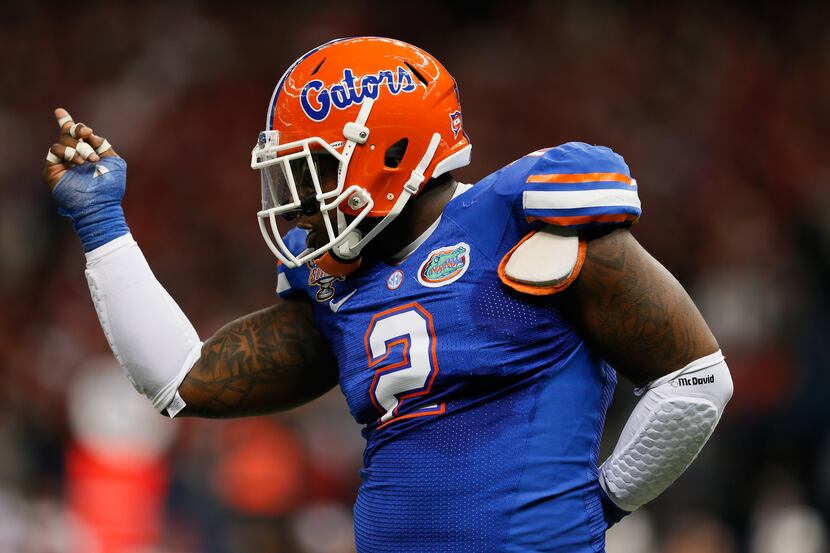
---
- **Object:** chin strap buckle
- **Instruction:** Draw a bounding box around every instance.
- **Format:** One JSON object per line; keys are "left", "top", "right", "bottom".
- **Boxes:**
{"left": 334, "top": 229, "right": 363, "bottom": 259}
{"left": 404, "top": 172, "right": 424, "bottom": 196}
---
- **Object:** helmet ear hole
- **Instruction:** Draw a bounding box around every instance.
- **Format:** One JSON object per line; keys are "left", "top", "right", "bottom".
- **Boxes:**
{"left": 384, "top": 138, "right": 409, "bottom": 168}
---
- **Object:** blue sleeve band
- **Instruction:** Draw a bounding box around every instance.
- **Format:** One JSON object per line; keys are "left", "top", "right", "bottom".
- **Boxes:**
{"left": 599, "top": 484, "right": 631, "bottom": 527}
{"left": 52, "top": 157, "right": 130, "bottom": 252}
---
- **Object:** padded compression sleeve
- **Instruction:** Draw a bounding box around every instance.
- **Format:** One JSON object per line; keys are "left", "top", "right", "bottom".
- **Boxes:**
{"left": 599, "top": 350, "right": 733, "bottom": 513}
{"left": 84, "top": 233, "right": 202, "bottom": 416}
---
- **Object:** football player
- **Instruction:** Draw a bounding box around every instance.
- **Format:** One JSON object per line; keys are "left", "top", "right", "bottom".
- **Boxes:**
{"left": 43, "top": 37, "right": 732, "bottom": 552}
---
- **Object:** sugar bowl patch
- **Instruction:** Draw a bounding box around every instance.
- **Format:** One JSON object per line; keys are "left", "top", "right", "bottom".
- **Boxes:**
{"left": 417, "top": 242, "right": 471, "bottom": 288}
{"left": 307, "top": 262, "right": 344, "bottom": 301}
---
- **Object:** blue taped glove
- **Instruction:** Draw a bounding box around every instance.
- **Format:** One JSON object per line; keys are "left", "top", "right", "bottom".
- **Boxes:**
{"left": 599, "top": 483, "right": 631, "bottom": 527}
{"left": 51, "top": 156, "right": 130, "bottom": 252}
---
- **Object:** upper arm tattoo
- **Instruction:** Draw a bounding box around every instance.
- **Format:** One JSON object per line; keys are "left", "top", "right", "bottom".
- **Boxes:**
{"left": 178, "top": 298, "right": 339, "bottom": 418}
{"left": 556, "top": 228, "right": 719, "bottom": 385}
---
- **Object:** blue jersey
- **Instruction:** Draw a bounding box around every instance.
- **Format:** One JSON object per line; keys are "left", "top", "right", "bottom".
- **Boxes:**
{"left": 277, "top": 142, "right": 641, "bottom": 552}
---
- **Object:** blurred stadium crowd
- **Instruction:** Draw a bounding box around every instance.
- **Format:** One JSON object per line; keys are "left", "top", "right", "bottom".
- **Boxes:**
{"left": 1, "top": 1, "right": 829, "bottom": 552}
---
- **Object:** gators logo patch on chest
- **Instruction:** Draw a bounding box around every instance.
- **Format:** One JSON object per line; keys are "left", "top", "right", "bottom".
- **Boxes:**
{"left": 417, "top": 242, "right": 471, "bottom": 288}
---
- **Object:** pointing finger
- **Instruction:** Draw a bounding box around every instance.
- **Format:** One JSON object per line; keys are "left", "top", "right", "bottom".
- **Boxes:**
{"left": 55, "top": 107, "right": 74, "bottom": 131}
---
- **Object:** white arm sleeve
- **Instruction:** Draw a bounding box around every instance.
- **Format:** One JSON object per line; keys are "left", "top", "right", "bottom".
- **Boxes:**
{"left": 599, "top": 350, "right": 733, "bottom": 512}
{"left": 84, "top": 233, "right": 202, "bottom": 417}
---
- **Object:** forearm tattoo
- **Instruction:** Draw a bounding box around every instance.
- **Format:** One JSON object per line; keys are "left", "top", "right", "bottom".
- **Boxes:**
{"left": 558, "top": 229, "right": 718, "bottom": 384}
{"left": 178, "top": 299, "right": 338, "bottom": 417}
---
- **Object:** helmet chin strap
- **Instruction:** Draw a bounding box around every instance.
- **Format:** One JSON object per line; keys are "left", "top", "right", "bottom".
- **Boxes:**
{"left": 336, "top": 132, "right": 443, "bottom": 262}
{"left": 315, "top": 247, "right": 363, "bottom": 277}
{"left": 318, "top": 133, "right": 442, "bottom": 278}
{"left": 322, "top": 98, "right": 374, "bottom": 262}
{"left": 337, "top": 98, "right": 374, "bottom": 190}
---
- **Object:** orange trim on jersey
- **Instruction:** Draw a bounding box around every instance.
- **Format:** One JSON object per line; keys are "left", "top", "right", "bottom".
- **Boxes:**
{"left": 527, "top": 213, "right": 637, "bottom": 226}
{"left": 526, "top": 172, "right": 634, "bottom": 185}
{"left": 377, "top": 403, "right": 446, "bottom": 429}
{"left": 497, "top": 230, "right": 587, "bottom": 296}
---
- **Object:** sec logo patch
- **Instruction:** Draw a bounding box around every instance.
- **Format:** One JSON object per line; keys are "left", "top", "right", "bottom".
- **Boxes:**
{"left": 387, "top": 270, "right": 404, "bottom": 290}
{"left": 417, "top": 243, "right": 471, "bottom": 288}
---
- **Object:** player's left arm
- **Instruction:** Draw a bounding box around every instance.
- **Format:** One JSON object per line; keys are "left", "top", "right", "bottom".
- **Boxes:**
{"left": 555, "top": 226, "right": 733, "bottom": 523}
{"left": 556, "top": 226, "right": 717, "bottom": 383}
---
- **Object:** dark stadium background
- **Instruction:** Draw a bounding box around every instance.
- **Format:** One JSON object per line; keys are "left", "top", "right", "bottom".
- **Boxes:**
{"left": 2, "top": 1, "right": 829, "bottom": 552}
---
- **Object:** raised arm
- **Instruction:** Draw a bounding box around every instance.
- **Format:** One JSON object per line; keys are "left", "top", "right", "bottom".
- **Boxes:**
{"left": 178, "top": 298, "right": 338, "bottom": 418}
{"left": 43, "top": 108, "right": 337, "bottom": 418}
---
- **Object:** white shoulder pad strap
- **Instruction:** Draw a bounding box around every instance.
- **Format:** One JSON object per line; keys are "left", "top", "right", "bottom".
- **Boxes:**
{"left": 600, "top": 350, "right": 733, "bottom": 512}
{"left": 498, "top": 225, "right": 584, "bottom": 295}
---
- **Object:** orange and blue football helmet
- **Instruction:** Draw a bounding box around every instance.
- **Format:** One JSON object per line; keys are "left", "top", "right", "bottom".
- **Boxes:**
{"left": 251, "top": 37, "right": 472, "bottom": 275}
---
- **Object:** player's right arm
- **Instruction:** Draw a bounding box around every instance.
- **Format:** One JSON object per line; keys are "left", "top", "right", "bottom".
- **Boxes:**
{"left": 178, "top": 298, "right": 338, "bottom": 418}
{"left": 44, "top": 108, "right": 338, "bottom": 418}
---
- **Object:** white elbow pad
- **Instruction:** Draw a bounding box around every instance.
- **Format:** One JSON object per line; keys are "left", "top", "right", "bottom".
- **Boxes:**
{"left": 599, "top": 350, "right": 733, "bottom": 512}
{"left": 85, "top": 234, "right": 202, "bottom": 416}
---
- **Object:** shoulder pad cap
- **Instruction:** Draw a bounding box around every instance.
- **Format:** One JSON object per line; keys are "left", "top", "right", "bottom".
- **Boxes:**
{"left": 520, "top": 142, "right": 641, "bottom": 227}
